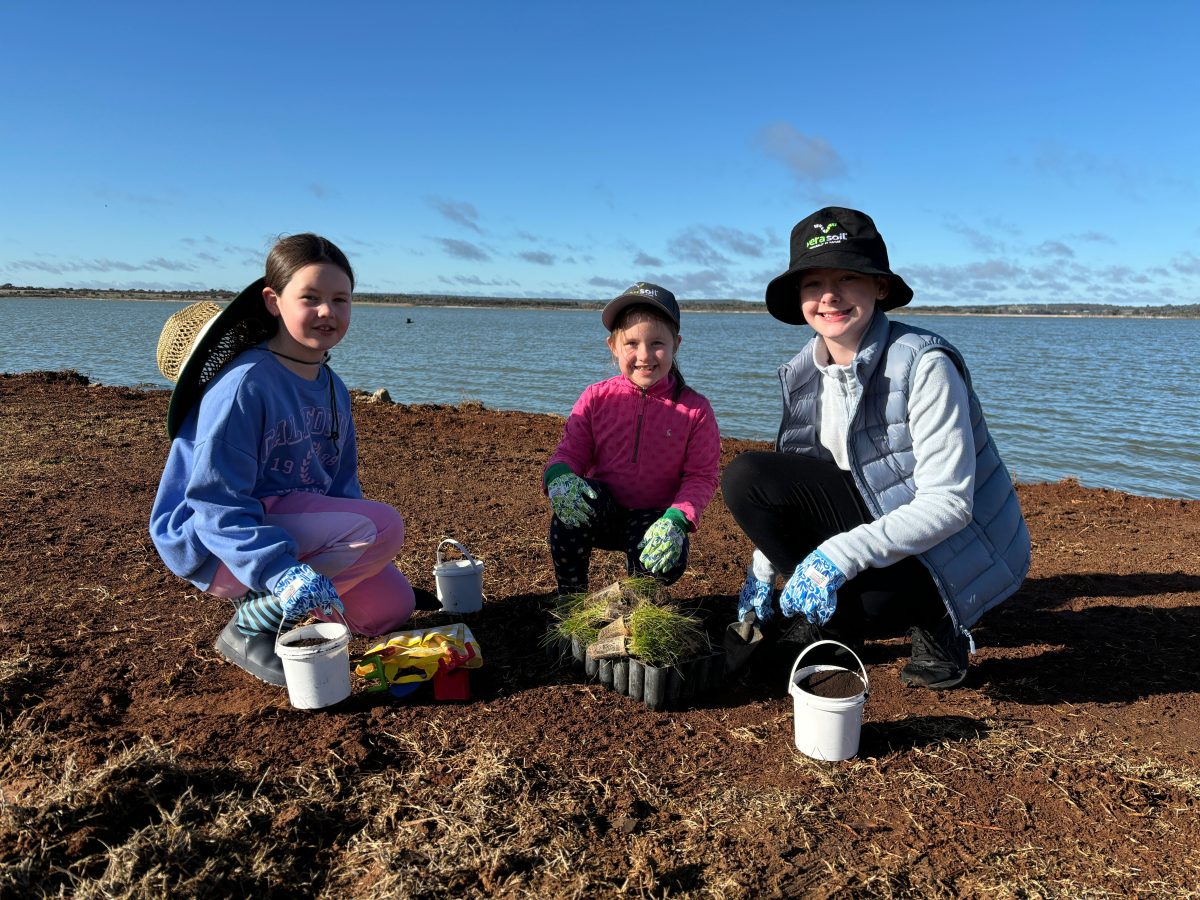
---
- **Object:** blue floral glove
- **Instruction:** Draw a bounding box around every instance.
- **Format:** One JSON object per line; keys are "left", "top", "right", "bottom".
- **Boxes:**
{"left": 273, "top": 563, "right": 345, "bottom": 621}
{"left": 547, "top": 471, "right": 598, "bottom": 528}
{"left": 638, "top": 511, "right": 687, "bottom": 574}
{"left": 737, "top": 572, "right": 774, "bottom": 625}
{"left": 779, "top": 550, "right": 846, "bottom": 625}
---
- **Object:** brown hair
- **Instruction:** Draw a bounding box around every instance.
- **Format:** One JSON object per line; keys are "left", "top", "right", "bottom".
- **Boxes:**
{"left": 609, "top": 305, "right": 687, "bottom": 401}
{"left": 265, "top": 233, "right": 355, "bottom": 294}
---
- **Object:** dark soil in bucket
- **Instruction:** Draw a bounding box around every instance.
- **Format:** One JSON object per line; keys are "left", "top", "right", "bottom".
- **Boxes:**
{"left": 799, "top": 669, "right": 864, "bottom": 699}
{"left": 3, "top": 372, "right": 1200, "bottom": 895}
{"left": 286, "top": 638, "right": 334, "bottom": 649}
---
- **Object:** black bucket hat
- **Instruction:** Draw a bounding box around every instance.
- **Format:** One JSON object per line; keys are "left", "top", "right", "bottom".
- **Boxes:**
{"left": 765, "top": 207, "right": 913, "bottom": 324}
{"left": 156, "top": 278, "right": 278, "bottom": 438}
{"left": 601, "top": 282, "right": 680, "bottom": 330}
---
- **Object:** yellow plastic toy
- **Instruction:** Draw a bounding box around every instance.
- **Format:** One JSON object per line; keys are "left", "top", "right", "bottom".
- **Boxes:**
{"left": 355, "top": 623, "right": 482, "bottom": 693}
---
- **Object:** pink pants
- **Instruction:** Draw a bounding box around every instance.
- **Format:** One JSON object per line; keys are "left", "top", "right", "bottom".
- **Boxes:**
{"left": 209, "top": 493, "right": 415, "bottom": 637}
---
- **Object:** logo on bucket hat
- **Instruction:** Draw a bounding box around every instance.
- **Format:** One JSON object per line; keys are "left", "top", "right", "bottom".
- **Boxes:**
{"left": 601, "top": 281, "right": 681, "bottom": 330}
{"left": 765, "top": 207, "right": 914, "bottom": 324}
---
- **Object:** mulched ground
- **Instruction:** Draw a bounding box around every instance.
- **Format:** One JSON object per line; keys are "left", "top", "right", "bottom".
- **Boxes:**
{"left": 2, "top": 370, "right": 1199, "bottom": 895}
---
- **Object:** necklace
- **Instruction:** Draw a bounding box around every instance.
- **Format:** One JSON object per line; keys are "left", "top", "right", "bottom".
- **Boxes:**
{"left": 268, "top": 348, "right": 328, "bottom": 365}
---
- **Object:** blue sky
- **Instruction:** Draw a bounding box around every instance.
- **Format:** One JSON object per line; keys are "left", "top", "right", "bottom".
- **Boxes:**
{"left": 2, "top": 2, "right": 1197, "bottom": 306}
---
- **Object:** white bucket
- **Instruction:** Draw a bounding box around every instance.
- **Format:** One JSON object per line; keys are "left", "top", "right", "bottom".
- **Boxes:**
{"left": 432, "top": 538, "right": 484, "bottom": 613}
{"left": 787, "top": 639, "right": 869, "bottom": 761}
{"left": 275, "top": 621, "right": 352, "bottom": 710}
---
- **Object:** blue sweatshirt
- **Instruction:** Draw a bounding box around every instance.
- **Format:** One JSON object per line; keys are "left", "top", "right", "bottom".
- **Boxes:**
{"left": 149, "top": 346, "right": 360, "bottom": 594}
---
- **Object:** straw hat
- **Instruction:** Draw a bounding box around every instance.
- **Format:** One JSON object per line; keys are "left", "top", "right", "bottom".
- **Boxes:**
{"left": 156, "top": 277, "right": 277, "bottom": 438}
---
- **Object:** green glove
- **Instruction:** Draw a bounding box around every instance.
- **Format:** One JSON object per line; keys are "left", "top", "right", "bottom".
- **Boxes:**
{"left": 638, "top": 509, "right": 688, "bottom": 574}
{"left": 547, "top": 469, "right": 598, "bottom": 528}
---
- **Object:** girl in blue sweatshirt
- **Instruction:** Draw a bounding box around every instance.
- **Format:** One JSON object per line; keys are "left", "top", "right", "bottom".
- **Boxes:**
{"left": 150, "top": 234, "right": 415, "bottom": 686}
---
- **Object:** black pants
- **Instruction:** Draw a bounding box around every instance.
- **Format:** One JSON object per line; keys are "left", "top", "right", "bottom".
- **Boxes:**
{"left": 549, "top": 480, "right": 689, "bottom": 595}
{"left": 721, "top": 451, "right": 944, "bottom": 639}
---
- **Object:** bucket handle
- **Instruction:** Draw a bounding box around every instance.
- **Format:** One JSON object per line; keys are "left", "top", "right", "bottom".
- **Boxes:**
{"left": 276, "top": 604, "right": 349, "bottom": 645}
{"left": 437, "top": 538, "right": 480, "bottom": 566}
{"left": 787, "top": 639, "right": 869, "bottom": 697}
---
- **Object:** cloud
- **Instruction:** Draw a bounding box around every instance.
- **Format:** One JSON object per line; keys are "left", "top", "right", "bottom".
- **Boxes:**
{"left": 60, "top": 279, "right": 210, "bottom": 291}
{"left": 1173, "top": 253, "right": 1200, "bottom": 276}
{"left": 438, "top": 273, "right": 514, "bottom": 287}
{"left": 436, "top": 237, "right": 490, "bottom": 262}
{"left": 93, "top": 187, "right": 172, "bottom": 207}
{"left": 588, "top": 276, "right": 628, "bottom": 290}
{"left": 668, "top": 232, "right": 729, "bottom": 266}
{"left": 428, "top": 196, "right": 482, "bottom": 233}
{"left": 665, "top": 225, "right": 767, "bottom": 269}
{"left": 1071, "top": 230, "right": 1116, "bottom": 244}
{"left": 666, "top": 269, "right": 736, "bottom": 297}
{"left": 8, "top": 257, "right": 197, "bottom": 274}
{"left": 1032, "top": 240, "right": 1075, "bottom": 258}
{"left": 703, "top": 226, "right": 766, "bottom": 258}
{"left": 519, "top": 250, "right": 555, "bottom": 266}
{"left": 633, "top": 251, "right": 664, "bottom": 268}
{"left": 945, "top": 219, "right": 1007, "bottom": 254}
{"left": 752, "top": 122, "right": 846, "bottom": 185}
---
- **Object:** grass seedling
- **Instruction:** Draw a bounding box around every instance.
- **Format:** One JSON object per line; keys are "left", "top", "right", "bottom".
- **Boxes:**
{"left": 627, "top": 599, "right": 706, "bottom": 668}
{"left": 546, "top": 593, "right": 612, "bottom": 648}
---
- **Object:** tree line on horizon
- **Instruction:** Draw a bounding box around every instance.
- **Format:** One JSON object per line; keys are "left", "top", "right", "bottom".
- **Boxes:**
{"left": 2, "top": 284, "right": 1197, "bottom": 318}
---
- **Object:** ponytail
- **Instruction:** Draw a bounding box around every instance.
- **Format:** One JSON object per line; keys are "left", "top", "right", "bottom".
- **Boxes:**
{"left": 670, "top": 360, "right": 687, "bottom": 401}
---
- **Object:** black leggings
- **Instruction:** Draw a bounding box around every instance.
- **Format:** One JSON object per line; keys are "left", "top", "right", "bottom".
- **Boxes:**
{"left": 721, "top": 451, "right": 944, "bottom": 638}
{"left": 549, "top": 480, "right": 689, "bottom": 595}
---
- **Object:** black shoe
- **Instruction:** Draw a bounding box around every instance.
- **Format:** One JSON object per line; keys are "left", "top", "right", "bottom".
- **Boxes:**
{"left": 900, "top": 620, "right": 970, "bottom": 690}
{"left": 214, "top": 615, "right": 286, "bottom": 686}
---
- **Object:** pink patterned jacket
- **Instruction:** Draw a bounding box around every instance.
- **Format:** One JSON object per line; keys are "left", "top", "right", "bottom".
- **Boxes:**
{"left": 545, "top": 374, "right": 721, "bottom": 529}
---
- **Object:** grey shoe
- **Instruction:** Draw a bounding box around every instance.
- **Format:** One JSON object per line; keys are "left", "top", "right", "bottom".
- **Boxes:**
{"left": 214, "top": 614, "right": 286, "bottom": 686}
{"left": 900, "top": 619, "right": 970, "bottom": 690}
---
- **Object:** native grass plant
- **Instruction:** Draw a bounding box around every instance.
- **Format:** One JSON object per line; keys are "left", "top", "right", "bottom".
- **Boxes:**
{"left": 547, "top": 577, "right": 707, "bottom": 668}
{"left": 625, "top": 600, "right": 706, "bottom": 668}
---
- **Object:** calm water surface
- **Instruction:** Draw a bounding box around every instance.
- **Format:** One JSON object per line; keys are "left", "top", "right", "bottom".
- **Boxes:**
{"left": 4, "top": 297, "right": 1198, "bottom": 500}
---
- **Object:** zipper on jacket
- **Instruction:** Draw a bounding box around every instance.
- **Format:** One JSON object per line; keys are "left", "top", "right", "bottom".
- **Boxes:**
{"left": 631, "top": 387, "right": 647, "bottom": 462}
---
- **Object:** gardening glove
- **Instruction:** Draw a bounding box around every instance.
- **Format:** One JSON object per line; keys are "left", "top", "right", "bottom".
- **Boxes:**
{"left": 638, "top": 509, "right": 687, "bottom": 574}
{"left": 778, "top": 550, "right": 846, "bottom": 626}
{"left": 547, "top": 470, "right": 598, "bottom": 528}
{"left": 273, "top": 563, "right": 345, "bottom": 621}
{"left": 737, "top": 572, "right": 775, "bottom": 625}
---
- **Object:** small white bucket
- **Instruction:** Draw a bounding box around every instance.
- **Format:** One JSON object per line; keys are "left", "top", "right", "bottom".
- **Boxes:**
{"left": 787, "top": 639, "right": 869, "bottom": 761}
{"left": 433, "top": 538, "right": 484, "bottom": 613}
{"left": 275, "top": 621, "right": 352, "bottom": 710}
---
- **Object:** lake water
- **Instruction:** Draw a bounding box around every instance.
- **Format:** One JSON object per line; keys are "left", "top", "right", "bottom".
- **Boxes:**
{"left": 4, "top": 297, "right": 1198, "bottom": 500}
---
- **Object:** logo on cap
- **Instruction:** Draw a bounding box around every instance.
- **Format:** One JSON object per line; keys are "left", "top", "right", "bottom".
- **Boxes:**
{"left": 806, "top": 222, "right": 849, "bottom": 250}
{"left": 628, "top": 282, "right": 660, "bottom": 298}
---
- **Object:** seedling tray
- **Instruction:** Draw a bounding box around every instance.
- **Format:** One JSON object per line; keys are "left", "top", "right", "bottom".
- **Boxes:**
{"left": 552, "top": 637, "right": 725, "bottom": 710}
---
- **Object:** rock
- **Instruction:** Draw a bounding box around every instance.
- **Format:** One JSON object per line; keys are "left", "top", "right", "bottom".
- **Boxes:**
{"left": 369, "top": 388, "right": 392, "bottom": 404}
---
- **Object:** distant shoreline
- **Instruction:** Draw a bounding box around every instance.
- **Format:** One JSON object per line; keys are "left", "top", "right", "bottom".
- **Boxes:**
{"left": 2, "top": 287, "right": 1198, "bottom": 319}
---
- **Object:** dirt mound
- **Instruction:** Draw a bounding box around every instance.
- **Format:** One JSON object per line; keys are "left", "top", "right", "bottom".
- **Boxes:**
{"left": 2, "top": 372, "right": 1198, "bottom": 895}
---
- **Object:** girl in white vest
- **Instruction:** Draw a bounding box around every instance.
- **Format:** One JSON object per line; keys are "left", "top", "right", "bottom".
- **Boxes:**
{"left": 722, "top": 207, "right": 1030, "bottom": 690}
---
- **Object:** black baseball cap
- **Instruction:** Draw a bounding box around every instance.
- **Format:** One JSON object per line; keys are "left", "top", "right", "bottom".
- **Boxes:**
{"left": 765, "top": 207, "right": 913, "bottom": 324}
{"left": 601, "top": 282, "right": 680, "bottom": 330}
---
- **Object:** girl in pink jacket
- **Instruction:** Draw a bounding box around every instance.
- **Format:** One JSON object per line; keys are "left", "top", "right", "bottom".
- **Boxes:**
{"left": 543, "top": 282, "right": 721, "bottom": 595}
